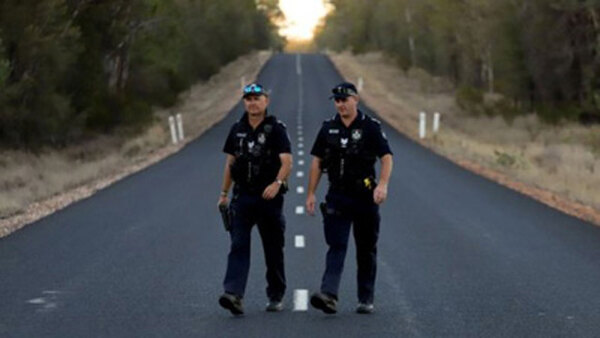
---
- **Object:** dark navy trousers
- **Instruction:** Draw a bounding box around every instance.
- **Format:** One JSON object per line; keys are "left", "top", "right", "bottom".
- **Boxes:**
{"left": 320, "top": 190, "right": 380, "bottom": 303}
{"left": 223, "top": 192, "right": 286, "bottom": 301}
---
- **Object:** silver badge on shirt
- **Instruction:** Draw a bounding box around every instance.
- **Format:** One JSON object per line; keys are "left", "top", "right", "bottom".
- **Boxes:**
{"left": 340, "top": 138, "right": 349, "bottom": 148}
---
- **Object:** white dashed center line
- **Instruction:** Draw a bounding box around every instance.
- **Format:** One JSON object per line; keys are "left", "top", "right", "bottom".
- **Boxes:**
{"left": 296, "top": 186, "right": 305, "bottom": 194}
{"left": 293, "top": 289, "right": 309, "bottom": 311}
{"left": 296, "top": 171, "right": 304, "bottom": 178}
{"left": 295, "top": 206, "right": 305, "bottom": 215}
{"left": 294, "top": 235, "right": 305, "bottom": 248}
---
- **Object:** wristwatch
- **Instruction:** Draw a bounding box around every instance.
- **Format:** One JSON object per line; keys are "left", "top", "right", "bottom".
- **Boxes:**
{"left": 275, "top": 179, "right": 284, "bottom": 185}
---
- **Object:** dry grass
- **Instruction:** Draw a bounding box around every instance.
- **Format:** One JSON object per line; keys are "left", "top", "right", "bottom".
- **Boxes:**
{"left": 329, "top": 51, "right": 600, "bottom": 222}
{"left": 0, "top": 150, "right": 121, "bottom": 216}
{"left": 0, "top": 50, "right": 271, "bottom": 236}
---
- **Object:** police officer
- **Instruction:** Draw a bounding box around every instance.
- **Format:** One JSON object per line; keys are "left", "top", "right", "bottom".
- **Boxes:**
{"left": 218, "top": 83, "right": 292, "bottom": 315}
{"left": 306, "top": 82, "right": 393, "bottom": 314}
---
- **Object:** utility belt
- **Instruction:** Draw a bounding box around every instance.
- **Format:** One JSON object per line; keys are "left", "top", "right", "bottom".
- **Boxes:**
{"left": 329, "top": 175, "right": 377, "bottom": 196}
{"left": 233, "top": 180, "right": 288, "bottom": 196}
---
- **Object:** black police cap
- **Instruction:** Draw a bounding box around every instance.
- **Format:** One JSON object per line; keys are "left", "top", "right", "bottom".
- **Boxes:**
{"left": 329, "top": 82, "right": 358, "bottom": 99}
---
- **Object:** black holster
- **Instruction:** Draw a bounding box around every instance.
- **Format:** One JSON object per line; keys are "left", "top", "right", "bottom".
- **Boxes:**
{"left": 218, "top": 203, "right": 232, "bottom": 232}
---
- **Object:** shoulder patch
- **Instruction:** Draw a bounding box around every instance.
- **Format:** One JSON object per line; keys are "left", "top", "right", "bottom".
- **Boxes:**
{"left": 368, "top": 115, "right": 381, "bottom": 124}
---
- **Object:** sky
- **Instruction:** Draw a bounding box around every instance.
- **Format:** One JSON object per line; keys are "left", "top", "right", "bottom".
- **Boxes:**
{"left": 278, "top": 0, "right": 331, "bottom": 41}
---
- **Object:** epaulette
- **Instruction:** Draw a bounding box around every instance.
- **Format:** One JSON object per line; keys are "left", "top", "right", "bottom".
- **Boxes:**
{"left": 323, "top": 115, "right": 336, "bottom": 124}
{"left": 367, "top": 115, "right": 381, "bottom": 125}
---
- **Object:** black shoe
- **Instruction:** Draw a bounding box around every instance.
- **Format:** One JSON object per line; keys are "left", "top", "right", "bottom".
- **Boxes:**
{"left": 310, "top": 292, "right": 337, "bottom": 314}
{"left": 265, "top": 300, "right": 284, "bottom": 312}
{"left": 356, "top": 303, "right": 374, "bottom": 314}
{"left": 219, "top": 293, "right": 244, "bottom": 315}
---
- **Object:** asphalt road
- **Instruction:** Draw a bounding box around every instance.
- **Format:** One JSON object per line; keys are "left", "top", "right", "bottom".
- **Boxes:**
{"left": 2, "top": 53, "right": 600, "bottom": 337}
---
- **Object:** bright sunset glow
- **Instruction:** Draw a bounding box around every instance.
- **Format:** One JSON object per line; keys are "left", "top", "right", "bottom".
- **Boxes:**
{"left": 279, "top": 0, "right": 330, "bottom": 40}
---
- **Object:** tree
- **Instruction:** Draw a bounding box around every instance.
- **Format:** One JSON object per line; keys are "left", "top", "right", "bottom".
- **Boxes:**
{"left": 0, "top": 0, "right": 80, "bottom": 147}
{"left": 315, "top": 0, "right": 600, "bottom": 122}
{"left": 0, "top": 0, "right": 281, "bottom": 148}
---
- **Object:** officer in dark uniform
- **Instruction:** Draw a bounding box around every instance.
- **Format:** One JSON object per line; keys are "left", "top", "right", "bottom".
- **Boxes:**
{"left": 218, "top": 83, "right": 292, "bottom": 315}
{"left": 306, "top": 82, "right": 393, "bottom": 314}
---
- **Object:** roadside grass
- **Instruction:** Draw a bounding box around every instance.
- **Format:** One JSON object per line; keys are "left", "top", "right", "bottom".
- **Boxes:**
{"left": 329, "top": 51, "right": 600, "bottom": 214}
{"left": 0, "top": 51, "right": 271, "bottom": 222}
{"left": 0, "top": 149, "right": 120, "bottom": 216}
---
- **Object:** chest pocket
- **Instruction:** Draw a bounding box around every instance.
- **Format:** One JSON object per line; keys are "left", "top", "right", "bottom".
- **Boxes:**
{"left": 325, "top": 133, "right": 341, "bottom": 151}
{"left": 234, "top": 128, "right": 272, "bottom": 159}
{"left": 325, "top": 130, "right": 365, "bottom": 156}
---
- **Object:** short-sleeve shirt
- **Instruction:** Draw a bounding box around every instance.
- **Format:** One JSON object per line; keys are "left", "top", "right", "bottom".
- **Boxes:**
{"left": 223, "top": 112, "right": 291, "bottom": 192}
{"left": 310, "top": 109, "right": 392, "bottom": 187}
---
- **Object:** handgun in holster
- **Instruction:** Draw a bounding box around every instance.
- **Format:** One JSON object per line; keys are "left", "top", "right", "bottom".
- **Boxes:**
{"left": 219, "top": 203, "right": 232, "bottom": 232}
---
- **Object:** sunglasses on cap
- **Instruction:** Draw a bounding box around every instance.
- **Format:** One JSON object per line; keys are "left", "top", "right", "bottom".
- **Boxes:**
{"left": 243, "top": 83, "right": 266, "bottom": 96}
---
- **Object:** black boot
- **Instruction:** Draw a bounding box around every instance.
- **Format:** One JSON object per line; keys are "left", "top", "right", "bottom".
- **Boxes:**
{"left": 310, "top": 292, "right": 337, "bottom": 314}
{"left": 219, "top": 293, "right": 244, "bottom": 315}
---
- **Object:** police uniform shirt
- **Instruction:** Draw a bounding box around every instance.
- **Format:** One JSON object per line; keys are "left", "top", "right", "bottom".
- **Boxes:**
{"left": 223, "top": 112, "right": 291, "bottom": 191}
{"left": 310, "top": 109, "right": 392, "bottom": 186}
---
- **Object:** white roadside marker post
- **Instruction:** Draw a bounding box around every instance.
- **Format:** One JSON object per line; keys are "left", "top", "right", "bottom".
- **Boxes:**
{"left": 176, "top": 113, "right": 185, "bottom": 141}
{"left": 433, "top": 112, "right": 440, "bottom": 134}
{"left": 241, "top": 76, "right": 246, "bottom": 92}
{"left": 358, "top": 77, "right": 364, "bottom": 91}
{"left": 169, "top": 116, "right": 178, "bottom": 145}
{"left": 419, "top": 112, "right": 427, "bottom": 139}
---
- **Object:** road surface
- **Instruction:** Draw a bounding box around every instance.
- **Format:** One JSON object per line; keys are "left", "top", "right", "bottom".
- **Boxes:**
{"left": 2, "top": 54, "right": 600, "bottom": 337}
